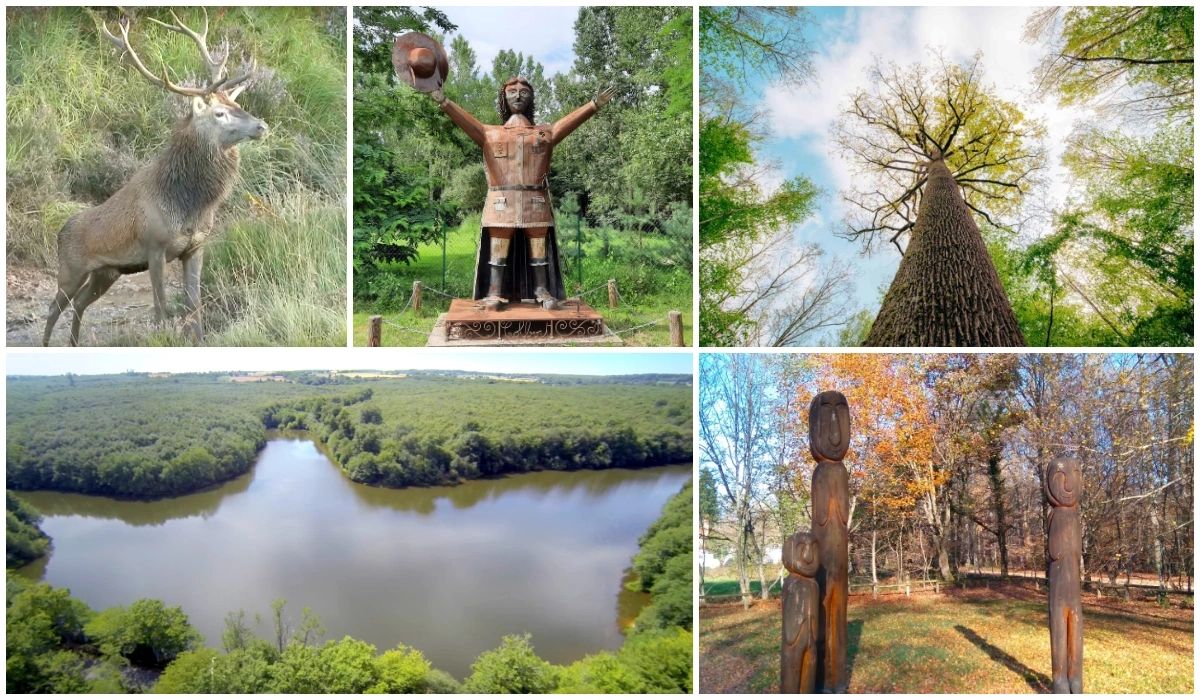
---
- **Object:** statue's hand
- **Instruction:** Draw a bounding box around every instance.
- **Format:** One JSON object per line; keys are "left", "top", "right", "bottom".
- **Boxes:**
{"left": 595, "top": 85, "right": 616, "bottom": 107}
{"left": 429, "top": 88, "right": 447, "bottom": 105}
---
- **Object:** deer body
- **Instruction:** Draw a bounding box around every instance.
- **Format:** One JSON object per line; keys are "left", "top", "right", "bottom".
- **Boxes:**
{"left": 43, "top": 10, "right": 264, "bottom": 346}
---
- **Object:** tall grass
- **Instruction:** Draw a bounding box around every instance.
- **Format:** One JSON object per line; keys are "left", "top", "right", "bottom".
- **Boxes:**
{"left": 5, "top": 7, "right": 346, "bottom": 346}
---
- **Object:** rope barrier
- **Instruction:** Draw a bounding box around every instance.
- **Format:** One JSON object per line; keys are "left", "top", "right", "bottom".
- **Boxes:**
{"left": 420, "top": 286, "right": 456, "bottom": 299}
{"left": 609, "top": 317, "right": 664, "bottom": 336}
{"left": 380, "top": 319, "right": 428, "bottom": 336}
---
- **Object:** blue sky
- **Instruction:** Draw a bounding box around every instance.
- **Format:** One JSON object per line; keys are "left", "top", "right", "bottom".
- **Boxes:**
{"left": 734, "top": 6, "right": 1085, "bottom": 343}
{"left": 438, "top": 6, "right": 579, "bottom": 78}
{"left": 4, "top": 350, "right": 692, "bottom": 377}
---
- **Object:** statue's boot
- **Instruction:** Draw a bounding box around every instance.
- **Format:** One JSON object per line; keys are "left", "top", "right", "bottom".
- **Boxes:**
{"left": 528, "top": 236, "right": 559, "bottom": 310}
{"left": 481, "top": 236, "right": 509, "bottom": 311}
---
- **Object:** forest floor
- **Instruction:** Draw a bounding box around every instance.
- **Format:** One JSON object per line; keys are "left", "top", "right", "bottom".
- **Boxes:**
{"left": 353, "top": 223, "right": 693, "bottom": 347}
{"left": 699, "top": 580, "right": 1193, "bottom": 694}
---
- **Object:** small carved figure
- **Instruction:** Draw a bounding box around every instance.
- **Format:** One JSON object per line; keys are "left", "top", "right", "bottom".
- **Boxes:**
{"left": 809, "top": 390, "right": 850, "bottom": 692}
{"left": 781, "top": 531, "right": 820, "bottom": 694}
{"left": 1046, "top": 457, "right": 1083, "bottom": 694}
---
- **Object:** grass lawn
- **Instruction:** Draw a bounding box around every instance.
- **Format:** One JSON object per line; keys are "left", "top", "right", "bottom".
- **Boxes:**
{"left": 353, "top": 220, "right": 693, "bottom": 346}
{"left": 700, "top": 581, "right": 1193, "bottom": 694}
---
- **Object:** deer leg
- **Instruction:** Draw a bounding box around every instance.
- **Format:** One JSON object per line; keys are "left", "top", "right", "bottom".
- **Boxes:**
{"left": 147, "top": 248, "right": 169, "bottom": 325}
{"left": 43, "top": 268, "right": 88, "bottom": 346}
{"left": 69, "top": 269, "right": 121, "bottom": 347}
{"left": 181, "top": 249, "right": 204, "bottom": 343}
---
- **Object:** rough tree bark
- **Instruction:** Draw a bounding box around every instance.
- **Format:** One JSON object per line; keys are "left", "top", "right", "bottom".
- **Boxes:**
{"left": 864, "top": 153, "right": 1026, "bottom": 347}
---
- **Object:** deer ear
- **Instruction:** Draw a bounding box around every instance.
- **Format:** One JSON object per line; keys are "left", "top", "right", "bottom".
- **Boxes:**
{"left": 191, "top": 96, "right": 208, "bottom": 116}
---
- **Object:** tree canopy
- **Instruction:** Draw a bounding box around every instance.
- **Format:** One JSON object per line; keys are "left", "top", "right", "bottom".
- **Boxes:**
{"left": 834, "top": 53, "right": 1047, "bottom": 254}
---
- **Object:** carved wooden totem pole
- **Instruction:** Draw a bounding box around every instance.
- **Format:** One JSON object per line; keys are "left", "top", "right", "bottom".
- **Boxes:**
{"left": 1046, "top": 457, "right": 1083, "bottom": 694}
{"left": 809, "top": 391, "right": 850, "bottom": 692}
{"left": 781, "top": 531, "right": 820, "bottom": 693}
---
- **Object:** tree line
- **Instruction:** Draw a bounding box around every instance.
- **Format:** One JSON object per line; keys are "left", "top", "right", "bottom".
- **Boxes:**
{"left": 261, "top": 382, "right": 691, "bottom": 489}
{"left": 701, "top": 354, "right": 1193, "bottom": 606}
{"left": 7, "top": 373, "right": 691, "bottom": 499}
{"left": 6, "top": 480, "right": 693, "bottom": 694}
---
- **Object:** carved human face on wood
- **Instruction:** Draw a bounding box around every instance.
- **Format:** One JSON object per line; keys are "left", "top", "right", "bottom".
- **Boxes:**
{"left": 808, "top": 391, "right": 850, "bottom": 462}
{"left": 783, "top": 532, "right": 819, "bottom": 578}
{"left": 1046, "top": 458, "right": 1082, "bottom": 508}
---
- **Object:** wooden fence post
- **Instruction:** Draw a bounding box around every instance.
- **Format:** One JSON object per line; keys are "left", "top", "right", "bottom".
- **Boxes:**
{"left": 368, "top": 316, "right": 382, "bottom": 347}
{"left": 412, "top": 280, "right": 423, "bottom": 314}
{"left": 668, "top": 310, "right": 683, "bottom": 346}
{"left": 607, "top": 279, "right": 618, "bottom": 308}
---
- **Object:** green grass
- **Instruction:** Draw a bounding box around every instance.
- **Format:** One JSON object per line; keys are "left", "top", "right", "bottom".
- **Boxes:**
{"left": 699, "top": 582, "right": 1194, "bottom": 694}
{"left": 6, "top": 7, "right": 346, "bottom": 346}
{"left": 702, "top": 578, "right": 783, "bottom": 599}
{"left": 353, "top": 218, "right": 693, "bottom": 346}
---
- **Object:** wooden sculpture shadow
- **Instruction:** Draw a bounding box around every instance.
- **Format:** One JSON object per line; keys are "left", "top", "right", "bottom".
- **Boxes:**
{"left": 955, "top": 624, "right": 1052, "bottom": 693}
{"left": 845, "top": 618, "right": 863, "bottom": 687}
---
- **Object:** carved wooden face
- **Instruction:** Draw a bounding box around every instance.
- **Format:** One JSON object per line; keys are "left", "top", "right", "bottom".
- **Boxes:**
{"left": 783, "top": 531, "right": 819, "bottom": 577}
{"left": 1046, "top": 458, "right": 1082, "bottom": 507}
{"left": 809, "top": 390, "right": 850, "bottom": 462}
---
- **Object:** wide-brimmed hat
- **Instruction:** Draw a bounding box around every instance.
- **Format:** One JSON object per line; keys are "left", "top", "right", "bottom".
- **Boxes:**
{"left": 392, "top": 32, "right": 448, "bottom": 93}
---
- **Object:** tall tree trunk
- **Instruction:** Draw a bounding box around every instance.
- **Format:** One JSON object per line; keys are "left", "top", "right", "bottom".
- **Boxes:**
{"left": 986, "top": 445, "right": 1009, "bottom": 577}
{"left": 870, "top": 529, "right": 878, "bottom": 585}
{"left": 864, "top": 155, "right": 1025, "bottom": 346}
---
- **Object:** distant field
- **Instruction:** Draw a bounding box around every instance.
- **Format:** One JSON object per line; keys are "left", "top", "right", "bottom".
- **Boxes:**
{"left": 700, "top": 582, "right": 1193, "bottom": 693}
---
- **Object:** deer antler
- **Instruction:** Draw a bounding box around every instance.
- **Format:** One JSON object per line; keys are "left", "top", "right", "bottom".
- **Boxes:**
{"left": 93, "top": 8, "right": 255, "bottom": 99}
{"left": 145, "top": 8, "right": 228, "bottom": 88}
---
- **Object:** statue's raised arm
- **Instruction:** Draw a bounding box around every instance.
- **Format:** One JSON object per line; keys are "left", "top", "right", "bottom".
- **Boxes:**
{"left": 552, "top": 85, "right": 614, "bottom": 144}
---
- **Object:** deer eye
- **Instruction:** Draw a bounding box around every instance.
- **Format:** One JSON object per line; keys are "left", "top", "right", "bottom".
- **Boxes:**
{"left": 214, "top": 109, "right": 228, "bottom": 119}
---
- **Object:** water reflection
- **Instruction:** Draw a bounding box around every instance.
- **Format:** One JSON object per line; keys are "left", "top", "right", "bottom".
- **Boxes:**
{"left": 14, "top": 438, "right": 691, "bottom": 679}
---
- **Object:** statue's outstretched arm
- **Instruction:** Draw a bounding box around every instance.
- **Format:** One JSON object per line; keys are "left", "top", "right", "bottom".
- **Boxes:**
{"left": 432, "top": 90, "right": 486, "bottom": 146}
{"left": 552, "top": 86, "right": 615, "bottom": 144}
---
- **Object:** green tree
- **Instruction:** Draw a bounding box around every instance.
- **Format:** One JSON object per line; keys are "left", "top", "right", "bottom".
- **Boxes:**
{"left": 464, "top": 634, "right": 559, "bottom": 693}
{"left": 6, "top": 491, "right": 50, "bottom": 567}
{"left": 1028, "top": 6, "right": 1193, "bottom": 121}
{"left": 370, "top": 644, "right": 433, "bottom": 693}
{"left": 85, "top": 599, "right": 200, "bottom": 666}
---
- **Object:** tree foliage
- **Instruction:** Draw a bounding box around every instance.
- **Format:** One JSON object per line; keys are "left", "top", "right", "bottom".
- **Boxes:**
{"left": 1028, "top": 6, "right": 1193, "bottom": 121}
{"left": 834, "top": 53, "right": 1046, "bottom": 254}
{"left": 7, "top": 372, "right": 691, "bottom": 497}
{"left": 6, "top": 491, "right": 50, "bottom": 568}
{"left": 699, "top": 7, "right": 852, "bottom": 346}
{"left": 1016, "top": 6, "right": 1194, "bottom": 346}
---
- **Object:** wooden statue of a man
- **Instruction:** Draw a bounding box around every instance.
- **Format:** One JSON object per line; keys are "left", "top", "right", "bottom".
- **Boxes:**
{"left": 809, "top": 390, "right": 851, "bottom": 692}
{"left": 781, "top": 531, "right": 820, "bottom": 694}
{"left": 393, "top": 32, "right": 614, "bottom": 311}
{"left": 1046, "top": 457, "right": 1083, "bottom": 694}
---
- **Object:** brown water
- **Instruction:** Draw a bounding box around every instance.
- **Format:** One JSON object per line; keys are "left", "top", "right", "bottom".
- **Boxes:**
{"left": 15, "top": 435, "right": 691, "bottom": 678}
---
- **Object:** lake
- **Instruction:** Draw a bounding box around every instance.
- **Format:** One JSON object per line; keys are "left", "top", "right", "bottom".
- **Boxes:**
{"left": 14, "top": 435, "right": 692, "bottom": 678}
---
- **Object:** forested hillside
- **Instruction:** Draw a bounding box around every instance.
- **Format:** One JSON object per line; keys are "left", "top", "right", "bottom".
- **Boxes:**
{"left": 7, "top": 372, "right": 692, "bottom": 498}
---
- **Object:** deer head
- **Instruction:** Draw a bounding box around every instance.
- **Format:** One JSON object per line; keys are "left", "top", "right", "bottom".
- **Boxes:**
{"left": 96, "top": 9, "right": 267, "bottom": 149}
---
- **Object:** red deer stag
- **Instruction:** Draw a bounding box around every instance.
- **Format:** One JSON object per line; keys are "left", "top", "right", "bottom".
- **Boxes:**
{"left": 43, "top": 9, "right": 267, "bottom": 346}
